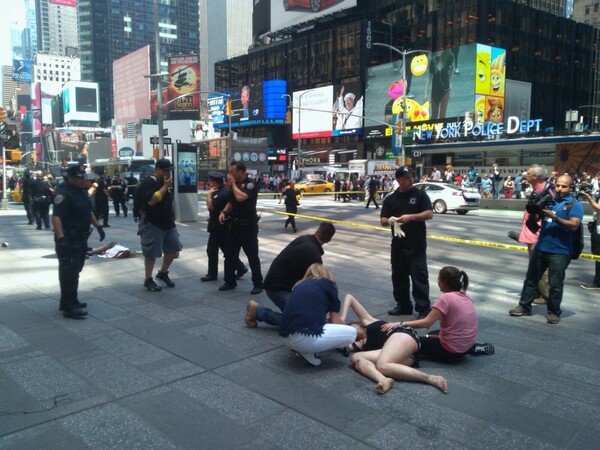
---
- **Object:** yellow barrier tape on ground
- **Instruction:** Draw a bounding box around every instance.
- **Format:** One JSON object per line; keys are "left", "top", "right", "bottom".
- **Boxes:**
{"left": 261, "top": 208, "right": 600, "bottom": 261}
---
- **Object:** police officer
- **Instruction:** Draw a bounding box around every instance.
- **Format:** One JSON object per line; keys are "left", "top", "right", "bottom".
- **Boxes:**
{"left": 95, "top": 170, "right": 111, "bottom": 227}
{"left": 110, "top": 173, "right": 128, "bottom": 217}
{"left": 30, "top": 171, "right": 51, "bottom": 229}
{"left": 201, "top": 171, "right": 248, "bottom": 282}
{"left": 21, "top": 169, "right": 34, "bottom": 225}
{"left": 279, "top": 180, "right": 300, "bottom": 232}
{"left": 53, "top": 165, "right": 105, "bottom": 318}
{"left": 218, "top": 161, "right": 263, "bottom": 294}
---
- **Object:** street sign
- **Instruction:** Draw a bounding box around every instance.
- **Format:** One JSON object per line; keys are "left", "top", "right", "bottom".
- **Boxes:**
{"left": 163, "top": 128, "right": 168, "bottom": 136}
{"left": 150, "top": 137, "right": 171, "bottom": 144}
{"left": 412, "top": 151, "right": 422, "bottom": 157}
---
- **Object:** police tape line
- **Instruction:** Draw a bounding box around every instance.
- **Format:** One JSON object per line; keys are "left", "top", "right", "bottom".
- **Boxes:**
{"left": 261, "top": 208, "right": 600, "bottom": 261}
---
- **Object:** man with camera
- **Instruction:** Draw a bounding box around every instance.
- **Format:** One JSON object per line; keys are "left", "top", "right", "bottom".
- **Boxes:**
{"left": 578, "top": 188, "right": 600, "bottom": 290}
{"left": 509, "top": 175, "right": 584, "bottom": 324}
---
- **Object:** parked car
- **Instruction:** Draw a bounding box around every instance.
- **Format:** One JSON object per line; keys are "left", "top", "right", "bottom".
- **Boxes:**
{"left": 413, "top": 182, "right": 480, "bottom": 214}
{"left": 283, "top": 0, "right": 336, "bottom": 13}
{"left": 295, "top": 179, "right": 335, "bottom": 194}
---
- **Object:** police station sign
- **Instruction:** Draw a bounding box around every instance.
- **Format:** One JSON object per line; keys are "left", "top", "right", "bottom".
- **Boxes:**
{"left": 409, "top": 116, "right": 543, "bottom": 142}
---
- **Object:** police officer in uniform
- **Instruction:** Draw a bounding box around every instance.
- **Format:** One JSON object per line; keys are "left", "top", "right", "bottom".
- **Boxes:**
{"left": 279, "top": 180, "right": 300, "bottom": 232}
{"left": 95, "top": 171, "right": 111, "bottom": 227}
{"left": 201, "top": 171, "right": 248, "bottom": 282}
{"left": 110, "top": 173, "right": 128, "bottom": 217}
{"left": 30, "top": 171, "right": 52, "bottom": 229}
{"left": 218, "top": 161, "right": 263, "bottom": 294}
{"left": 53, "top": 165, "right": 105, "bottom": 318}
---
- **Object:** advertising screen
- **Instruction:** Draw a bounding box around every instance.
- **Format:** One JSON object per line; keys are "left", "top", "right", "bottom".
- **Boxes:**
{"left": 270, "top": 0, "right": 357, "bottom": 34}
{"left": 63, "top": 82, "right": 100, "bottom": 123}
{"left": 167, "top": 54, "right": 200, "bottom": 119}
{"left": 113, "top": 46, "right": 151, "bottom": 123}
{"left": 12, "top": 59, "right": 33, "bottom": 82}
{"left": 211, "top": 80, "right": 287, "bottom": 129}
{"left": 292, "top": 82, "right": 363, "bottom": 139}
{"left": 364, "top": 43, "right": 506, "bottom": 139}
{"left": 50, "top": 0, "right": 77, "bottom": 5}
{"left": 177, "top": 144, "right": 198, "bottom": 194}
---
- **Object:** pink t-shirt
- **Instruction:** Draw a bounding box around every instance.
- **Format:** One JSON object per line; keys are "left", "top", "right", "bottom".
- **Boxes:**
{"left": 433, "top": 291, "right": 478, "bottom": 353}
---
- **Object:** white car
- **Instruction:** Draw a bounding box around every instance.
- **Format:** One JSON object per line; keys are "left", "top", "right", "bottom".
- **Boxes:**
{"left": 414, "top": 182, "right": 480, "bottom": 215}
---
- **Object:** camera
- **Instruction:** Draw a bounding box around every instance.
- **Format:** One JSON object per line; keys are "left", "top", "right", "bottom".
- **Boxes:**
{"left": 525, "top": 185, "right": 555, "bottom": 215}
{"left": 576, "top": 184, "right": 593, "bottom": 199}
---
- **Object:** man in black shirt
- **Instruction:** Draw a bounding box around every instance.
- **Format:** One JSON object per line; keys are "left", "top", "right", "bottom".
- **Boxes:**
{"left": 21, "top": 170, "right": 34, "bottom": 224}
{"left": 136, "top": 158, "right": 182, "bottom": 291}
{"left": 244, "top": 222, "right": 336, "bottom": 328}
{"left": 30, "top": 171, "right": 52, "bottom": 229}
{"left": 279, "top": 180, "right": 300, "bottom": 232}
{"left": 365, "top": 176, "right": 381, "bottom": 209}
{"left": 110, "top": 173, "right": 128, "bottom": 217}
{"left": 95, "top": 171, "right": 111, "bottom": 227}
{"left": 381, "top": 166, "right": 433, "bottom": 318}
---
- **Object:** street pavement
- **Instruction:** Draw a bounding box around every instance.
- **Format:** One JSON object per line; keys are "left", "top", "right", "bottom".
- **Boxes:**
{"left": 0, "top": 197, "right": 599, "bottom": 449}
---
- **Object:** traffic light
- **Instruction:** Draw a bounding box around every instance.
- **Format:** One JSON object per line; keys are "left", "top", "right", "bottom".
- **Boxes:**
{"left": 0, "top": 106, "right": 6, "bottom": 122}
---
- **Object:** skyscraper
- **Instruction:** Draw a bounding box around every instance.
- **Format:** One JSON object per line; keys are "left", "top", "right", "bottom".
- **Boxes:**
{"left": 35, "top": 0, "right": 79, "bottom": 56}
{"left": 78, "top": 0, "right": 200, "bottom": 125}
{"left": 23, "top": 0, "right": 38, "bottom": 59}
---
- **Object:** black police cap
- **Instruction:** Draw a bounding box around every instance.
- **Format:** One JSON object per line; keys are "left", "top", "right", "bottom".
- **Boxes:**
{"left": 64, "top": 165, "right": 85, "bottom": 178}
{"left": 208, "top": 171, "right": 225, "bottom": 181}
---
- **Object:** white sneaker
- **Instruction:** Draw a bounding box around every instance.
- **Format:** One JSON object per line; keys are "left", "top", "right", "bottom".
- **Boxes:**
{"left": 297, "top": 352, "right": 321, "bottom": 366}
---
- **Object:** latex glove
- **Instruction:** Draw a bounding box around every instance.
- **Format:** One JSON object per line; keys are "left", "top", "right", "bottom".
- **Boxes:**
{"left": 97, "top": 226, "right": 106, "bottom": 242}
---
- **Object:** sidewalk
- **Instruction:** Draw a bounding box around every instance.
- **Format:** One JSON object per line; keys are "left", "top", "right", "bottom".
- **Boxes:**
{"left": 0, "top": 202, "right": 599, "bottom": 449}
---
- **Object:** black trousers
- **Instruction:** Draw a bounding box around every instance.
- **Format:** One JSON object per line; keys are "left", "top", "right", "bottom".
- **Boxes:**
{"left": 32, "top": 198, "right": 50, "bottom": 228}
{"left": 223, "top": 222, "right": 262, "bottom": 287}
{"left": 96, "top": 198, "right": 110, "bottom": 225}
{"left": 206, "top": 229, "right": 246, "bottom": 279}
{"left": 391, "top": 245, "right": 431, "bottom": 314}
{"left": 366, "top": 191, "right": 379, "bottom": 208}
{"left": 284, "top": 204, "right": 297, "bottom": 230}
{"left": 591, "top": 223, "right": 600, "bottom": 285}
{"left": 56, "top": 237, "right": 88, "bottom": 310}
{"left": 112, "top": 196, "right": 128, "bottom": 216}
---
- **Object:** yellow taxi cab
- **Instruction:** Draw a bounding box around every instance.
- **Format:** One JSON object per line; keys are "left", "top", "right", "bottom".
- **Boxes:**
{"left": 295, "top": 179, "right": 335, "bottom": 194}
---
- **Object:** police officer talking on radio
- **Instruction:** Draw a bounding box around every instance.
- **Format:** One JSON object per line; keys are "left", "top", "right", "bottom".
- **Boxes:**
{"left": 53, "top": 165, "right": 106, "bottom": 319}
{"left": 218, "top": 161, "right": 263, "bottom": 294}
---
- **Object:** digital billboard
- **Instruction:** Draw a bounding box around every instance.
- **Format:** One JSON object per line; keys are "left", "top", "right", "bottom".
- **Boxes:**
{"left": 12, "top": 59, "right": 33, "bottom": 82}
{"left": 50, "top": 0, "right": 77, "bottom": 5}
{"left": 292, "top": 81, "right": 363, "bottom": 139}
{"left": 270, "top": 0, "right": 357, "bottom": 34}
{"left": 40, "top": 81, "right": 63, "bottom": 125}
{"left": 63, "top": 81, "right": 100, "bottom": 123}
{"left": 167, "top": 54, "right": 200, "bottom": 119}
{"left": 113, "top": 46, "right": 151, "bottom": 123}
{"left": 364, "top": 43, "right": 506, "bottom": 139}
{"left": 211, "top": 80, "right": 287, "bottom": 129}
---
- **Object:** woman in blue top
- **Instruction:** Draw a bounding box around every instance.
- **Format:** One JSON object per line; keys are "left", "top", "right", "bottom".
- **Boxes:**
{"left": 279, "top": 264, "right": 357, "bottom": 366}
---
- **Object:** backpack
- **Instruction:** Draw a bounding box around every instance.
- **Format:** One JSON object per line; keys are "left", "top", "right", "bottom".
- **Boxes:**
{"left": 565, "top": 199, "right": 584, "bottom": 259}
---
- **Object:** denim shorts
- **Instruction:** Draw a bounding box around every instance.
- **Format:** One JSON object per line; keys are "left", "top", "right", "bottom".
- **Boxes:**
{"left": 139, "top": 222, "right": 183, "bottom": 258}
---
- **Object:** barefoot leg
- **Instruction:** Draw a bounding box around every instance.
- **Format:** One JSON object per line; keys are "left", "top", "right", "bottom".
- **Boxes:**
{"left": 375, "top": 377, "right": 394, "bottom": 394}
{"left": 427, "top": 375, "right": 448, "bottom": 394}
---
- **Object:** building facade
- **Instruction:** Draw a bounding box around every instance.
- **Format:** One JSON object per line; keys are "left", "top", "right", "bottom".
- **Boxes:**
{"left": 77, "top": 0, "right": 200, "bottom": 125}
{"left": 35, "top": 0, "right": 79, "bottom": 56}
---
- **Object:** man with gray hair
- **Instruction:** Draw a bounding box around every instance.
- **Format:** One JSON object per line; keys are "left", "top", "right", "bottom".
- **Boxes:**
{"left": 334, "top": 85, "right": 363, "bottom": 130}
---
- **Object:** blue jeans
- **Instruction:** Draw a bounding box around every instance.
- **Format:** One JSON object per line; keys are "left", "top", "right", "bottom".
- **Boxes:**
{"left": 256, "top": 289, "right": 291, "bottom": 326}
{"left": 519, "top": 249, "right": 571, "bottom": 315}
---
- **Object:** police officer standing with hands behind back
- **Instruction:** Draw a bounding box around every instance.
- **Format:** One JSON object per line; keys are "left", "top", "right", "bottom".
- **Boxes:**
{"left": 218, "top": 161, "right": 263, "bottom": 295}
{"left": 53, "top": 165, "right": 106, "bottom": 319}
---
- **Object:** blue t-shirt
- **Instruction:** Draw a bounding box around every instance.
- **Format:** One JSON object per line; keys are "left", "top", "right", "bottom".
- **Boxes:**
{"left": 480, "top": 178, "right": 492, "bottom": 192}
{"left": 279, "top": 278, "right": 340, "bottom": 337}
{"left": 536, "top": 195, "right": 584, "bottom": 255}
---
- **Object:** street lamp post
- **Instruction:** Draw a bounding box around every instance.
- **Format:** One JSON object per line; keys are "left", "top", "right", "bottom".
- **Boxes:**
{"left": 372, "top": 43, "right": 430, "bottom": 165}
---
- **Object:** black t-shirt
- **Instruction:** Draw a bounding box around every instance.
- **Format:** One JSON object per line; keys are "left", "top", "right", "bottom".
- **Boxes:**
{"left": 369, "top": 178, "right": 380, "bottom": 192}
{"left": 230, "top": 176, "right": 258, "bottom": 219}
{"left": 137, "top": 176, "right": 175, "bottom": 230}
{"left": 96, "top": 178, "right": 110, "bottom": 199}
{"left": 363, "top": 320, "right": 389, "bottom": 351}
{"left": 110, "top": 179, "right": 127, "bottom": 199}
{"left": 380, "top": 186, "right": 432, "bottom": 249}
{"left": 281, "top": 187, "right": 300, "bottom": 206}
{"left": 264, "top": 234, "right": 324, "bottom": 292}
{"left": 53, "top": 182, "right": 92, "bottom": 234}
{"left": 208, "top": 185, "right": 230, "bottom": 231}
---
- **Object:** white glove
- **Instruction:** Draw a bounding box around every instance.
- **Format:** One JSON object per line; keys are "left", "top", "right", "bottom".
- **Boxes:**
{"left": 389, "top": 217, "right": 405, "bottom": 238}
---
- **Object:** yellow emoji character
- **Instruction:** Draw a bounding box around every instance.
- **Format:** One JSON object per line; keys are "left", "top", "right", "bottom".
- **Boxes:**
{"left": 490, "top": 53, "right": 505, "bottom": 96}
{"left": 405, "top": 98, "right": 430, "bottom": 122}
{"left": 474, "top": 96, "right": 486, "bottom": 124}
{"left": 476, "top": 51, "right": 491, "bottom": 94}
{"left": 411, "top": 54, "right": 429, "bottom": 77}
{"left": 486, "top": 97, "right": 503, "bottom": 123}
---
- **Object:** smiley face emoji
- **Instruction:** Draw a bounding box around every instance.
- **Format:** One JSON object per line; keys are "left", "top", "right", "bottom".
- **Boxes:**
{"left": 411, "top": 54, "right": 429, "bottom": 77}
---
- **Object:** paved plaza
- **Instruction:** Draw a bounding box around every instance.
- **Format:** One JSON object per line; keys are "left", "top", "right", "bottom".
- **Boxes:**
{"left": 0, "top": 199, "right": 599, "bottom": 449}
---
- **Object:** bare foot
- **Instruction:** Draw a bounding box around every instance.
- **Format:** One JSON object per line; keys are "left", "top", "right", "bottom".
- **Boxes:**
{"left": 428, "top": 375, "right": 448, "bottom": 394}
{"left": 376, "top": 377, "right": 394, "bottom": 394}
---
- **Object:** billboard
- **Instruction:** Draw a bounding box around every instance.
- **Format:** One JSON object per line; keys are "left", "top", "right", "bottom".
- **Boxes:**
{"left": 210, "top": 80, "right": 287, "bottom": 129}
{"left": 40, "top": 81, "right": 63, "bottom": 125}
{"left": 253, "top": 0, "right": 271, "bottom": 41}
{"left": 50, "top": 0, "right": 77, "bottom": 5}
{"left": 292, "top": 81, "right": 363, "bottom": 139}
{"left": 167, "top": 54, "right": 200, "bottom": 119}
{"left": 12, "top": 59, "right": 33, "bottom": 82}
{"left": 113, "top": 46, "right": 151, "bottom": 123}
{"left": 364, "top": 43, "right": 506, "bottom": 139}
{"left": 63, "top": 81, "right": 100, "bottom": 123}
{"left": 270, "top": 0, "right": 357, "bottom": 34}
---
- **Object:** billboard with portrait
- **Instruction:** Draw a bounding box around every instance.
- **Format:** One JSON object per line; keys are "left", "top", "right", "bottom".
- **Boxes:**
{"left": 211, "top": 80, "right": 287, "bottom": 129}
{"left": 292, "top": 82, "right": 363, "bottom": 139}
{"left": 12, "top": 59, "right": 33, "bottom": 82}
{"left": 270, "top": 0, "right": 357, "bottom": 34}
{"left": 364, "top": 43, "right": 506, "bottom": 139}
{"left": 167, "top": 54, "right": 200, "bottom": 119}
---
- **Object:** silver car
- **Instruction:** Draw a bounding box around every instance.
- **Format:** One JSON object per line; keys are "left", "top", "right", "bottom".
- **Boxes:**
{"left": 414, "top": 182, "right": 481, "bottom": 215}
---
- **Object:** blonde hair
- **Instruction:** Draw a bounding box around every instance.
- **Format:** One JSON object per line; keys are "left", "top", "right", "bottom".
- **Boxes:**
{"left": 293, "top": 263, "right": 334, "bottom": 289}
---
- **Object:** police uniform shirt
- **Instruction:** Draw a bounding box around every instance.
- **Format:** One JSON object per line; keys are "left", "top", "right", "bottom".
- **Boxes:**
{"left": 96, "top": 178, "right": 110, "bottom": 199}
{"left": 208, "top": 185, "right": 230, "bottom": 230}
{"left": 137, "top": 176, "right": 176, "bottom": 230}
{"left": 230, "top": 176, "right": 258, "bottom": 219}
{"left": 53, "top": 182, "right": 92, "bottom": 233}
{"left": 380, "top": 186, "right": 432, "bottom": 249}
{"left": 111, "top": 179, "right": 127, "bottom": 198}
{"left": 281, "top": 187, "right": 300, "bottom": 206}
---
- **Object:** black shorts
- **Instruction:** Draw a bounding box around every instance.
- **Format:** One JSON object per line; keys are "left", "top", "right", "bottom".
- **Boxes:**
{"left": 417, "top": 335, "right": 467, "bottom": 363}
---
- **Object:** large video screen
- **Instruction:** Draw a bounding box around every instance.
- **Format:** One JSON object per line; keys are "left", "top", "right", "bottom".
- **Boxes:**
{"left": 364, "top": 43, "right": 506, "bottom": 139}
{"left": 270, "top": 0, "right": 357, "bottom": 34}
{"left": 63, "top": 81, "right": 100, "bottom": 123}
{"left": 211, "top": 80, "right": 287, "bottom": 129}
{"left": 292, "top": 81, "right": 363, "bottom": 139}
